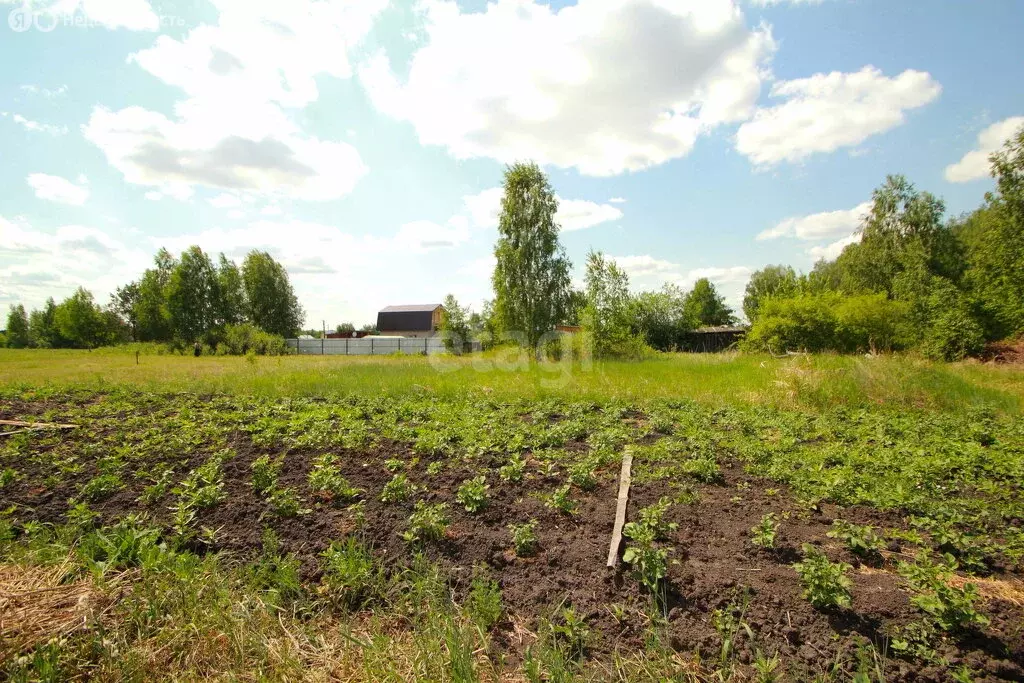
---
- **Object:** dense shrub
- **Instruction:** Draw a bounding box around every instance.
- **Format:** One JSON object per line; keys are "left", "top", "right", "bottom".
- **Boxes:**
{"left": 919, "top": 282, "right": 985, "bottom": 361}
{"left": 743, "top": 293, "right": 914, "bottom": 355}
{"left": 216, "top": 323, "right": 288, "bottom": 356}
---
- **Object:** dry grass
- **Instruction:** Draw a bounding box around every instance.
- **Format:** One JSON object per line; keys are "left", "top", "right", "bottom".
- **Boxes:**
{"left": 859, "top": 564, "right": 1024, "bottom": 606}
{"left": 0, "top": 560, "right": 126, "bottom": 660}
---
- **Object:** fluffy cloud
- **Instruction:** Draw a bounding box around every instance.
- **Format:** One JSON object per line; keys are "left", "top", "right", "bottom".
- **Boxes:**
{"left": 611, "top": 255, "right": 679, "bottom": 277}
{"left": 361, "top": 0, "right": 774, "bottom": 176}
{"left": 757, "top": 201, "right": 870, "bottom": 240}
{"left": 807, "top": 233, "right": 859, "bottom": 260}
{"left": 944, "top": 116, "right": 1024, "bottom": 183}
{"left": 83, "top": 105, "right": 366, "bottom": 201}
{"left": 0, "top": 216, "right": 150, "bottom": 309}
{"left": 84, "top": 0, "right": 385, "bottom": 201}
{"left": 1, "top": 112, "right": 68, "bottom": 136}
{"left": 26, "top": 173, "right": 89, "bottom": 206}
{"left": 460, "top": 187, "right": 622, "bottom": 231}
{"left": 736, "top": 67, "right": 941, "bottom": 165}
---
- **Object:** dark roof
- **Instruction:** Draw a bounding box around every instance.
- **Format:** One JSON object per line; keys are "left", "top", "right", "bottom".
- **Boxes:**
{"left": 379, "top": 304, "right": 442, "bottom": 313}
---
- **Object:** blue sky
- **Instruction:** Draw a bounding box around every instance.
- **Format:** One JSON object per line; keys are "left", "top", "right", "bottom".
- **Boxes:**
{"left": 2, "top": 0, "right": 1022, "bottom": 328}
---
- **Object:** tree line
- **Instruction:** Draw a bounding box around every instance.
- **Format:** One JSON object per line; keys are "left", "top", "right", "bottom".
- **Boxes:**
{"left": 441, "top": 162, "right": 737, "bottom": 357}
{"left": 4, "top": 247, "right": 303, "bottom": 354}
{"left": 741, "top": 124, "right": 1024, "bottom": 360}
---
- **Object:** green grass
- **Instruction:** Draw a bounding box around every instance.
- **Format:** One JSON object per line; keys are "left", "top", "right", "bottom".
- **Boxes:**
{"left": 1, "top": 347, "right": 1023, "bottom": 680}
{"left": 1, "top": 347, "right": 1020, "bottom": 412}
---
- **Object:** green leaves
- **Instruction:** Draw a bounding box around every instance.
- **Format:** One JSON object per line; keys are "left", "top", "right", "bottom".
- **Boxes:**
{"left": 793, "top": 544, "right": 853, "bottom": 609}
{"left": 492, "top": 162, "right": 572, "bottom": 348}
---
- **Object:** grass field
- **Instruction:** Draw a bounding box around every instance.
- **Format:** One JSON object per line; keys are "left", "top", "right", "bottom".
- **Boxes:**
{"left": 1, "top": 349, "right": 1023, "bottom": 681}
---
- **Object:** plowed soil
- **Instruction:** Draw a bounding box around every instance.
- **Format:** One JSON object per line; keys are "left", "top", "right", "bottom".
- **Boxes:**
{"left": 2, "top": 397, "right": 1022, "bottom": 681}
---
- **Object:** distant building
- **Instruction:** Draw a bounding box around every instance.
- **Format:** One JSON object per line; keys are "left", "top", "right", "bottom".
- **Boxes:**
{"left": 376, "top": 304, "right": 444, "bottom": 338}
{"left": 679, "top": 326, "right": 747, "bottom": 353}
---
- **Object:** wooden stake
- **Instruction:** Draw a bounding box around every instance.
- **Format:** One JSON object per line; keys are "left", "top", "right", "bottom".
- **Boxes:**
{"left": 0, "top": 420, "right": 78, "bottom": 430}
{"left": 606, "top": 447, "right": 634, "bottom": 568}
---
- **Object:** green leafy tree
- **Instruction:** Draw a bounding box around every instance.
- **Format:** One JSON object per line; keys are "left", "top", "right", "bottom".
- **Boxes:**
{"left": 167, "top": 246, "right": 220, "bottom": 341}
{"left": 683, "top": 278, "right": 735, "bottom": 327}
{"left": 581, "top": 250, "right": 646, "bottom": 357}
{"left": 743, "top": 265, "right": 799, "bottom": 322}
{"left": 830, "top": 176, "right": 961, "bottom": 296}
{"left": 216, "top": 254, "right": 246, "bottom": 326}
{"left": 134, "top": 249, "right": 176, "bottom": 341}
{"left": 628, "top": 284, "right": 691, "bottom": 351}
{"left": 54, "top": 288, "right": 105, "bottom": 348}
{"left": 5, "top": 304, "right": 30, "bottom": 348}
{"left": 957, "top": 125, "right": 1024, "bottom": 338}
{"left": 242, "top": 250, "right": 304, "bottom": 337}
{"left": 28, "top": 299, "right": 62, "bottom": 348}
{"left": 492, "top": 162, "right": 572, "bottom": 348}
{"left": 439, "top": 294, "right": 471, "bottom": 353}
{"left": 335, "top": 322, "right": 355, "bottom": 334}
{"left": 110, "top": 282, "right": 140, "bottom": 341}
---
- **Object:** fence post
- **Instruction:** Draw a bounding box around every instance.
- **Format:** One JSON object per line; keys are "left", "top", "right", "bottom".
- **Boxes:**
{"left": 346, "top": 338, "right": 349, "bottom": 355}
{"left": 424, "top": 338, "right": 428, "bottom": 355}
{"left": 371, "top": 337, "right": 374, "bottom": 355}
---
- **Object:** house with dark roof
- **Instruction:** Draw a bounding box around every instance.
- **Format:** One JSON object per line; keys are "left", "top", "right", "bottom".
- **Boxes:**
{"left": 376, "top": 304, "right": 445, "bottom": 338}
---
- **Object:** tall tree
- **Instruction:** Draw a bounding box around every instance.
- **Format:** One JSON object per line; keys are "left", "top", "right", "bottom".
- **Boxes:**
{"left": 492, "top": 162, "right": 572, "bottom": 348}
{"left": 439, "top": 294, "right": 471, "bottom": 353}
{"left": 216, "top": 254, "right": 246, "bottom": 326}
{"left": 582, "top": 251, "right": 632, "bottom": 338}
{"left": 134, "top": 248, "right": 176, "bottom": 341}
{"left": 958, "top": 125, "right": 1024, "bottom": 338}
{"left": 166, "top": 246, "right": 220, "bottom": 341}
{"left": 28, "top": 298, "right": 62, "bottom": 348}
{"left": 241, "top": 250, "right": 304, "bottom": 337}
{"left": 684, "top": 279, "right": 735, "bottom": 327}
{"left": 54, "top": 288, "right": 105, "bottom": 348}
{"left": 743, "top": 265, "right": 799, "bottom": 322}
{"left": 831, "top": 175, "right": 958, "bottom": 296}
{"left": 110, "top": 282, "right": 140, "bottom": 341}
{"left": 5, "top": 305, "right": 30, "bottom": 348}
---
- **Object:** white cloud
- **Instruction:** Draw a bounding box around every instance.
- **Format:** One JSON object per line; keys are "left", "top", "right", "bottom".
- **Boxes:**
{"left": 944, "top": 116, "right": 1024, "bottom": 183}
{"left": 612, "top": 255, "right": 680, "bottom": 277}
{"left": 83, "top": 105, "right": 367, "bottom": 201}
{"left": 1, "top": 112, "right": 68, "bottom": 136}
{"left": 459, "top": 186, "right": 622, "bottom": 232}
{"left": 609, "top": 197, "right": 627, "bottom": 204}
{"left": 736, "top": 67, "right": 941, "bottom": 165}
{"left": 143, "top": 191, "right": 163, "bottom": 201}
{"left": 361, "top": 0, "right": 774, "bottom": 176}
{"left": 208, "top": 192, "right": 242, "bottom": 208}
{"left": 556, "top": 198, "right": 623, "bottom": 232}
{"left": 19, "top": 84, "right": 68, "bottom": 98}
{"left": 757, "top": 201, "right": 870, "bottom": 241}
{"left": 807, "top": 233, "right": 859, "bottom": 260}
{"left": 462, "top": 187, "right": 504, "bottom": 229}
{"left": 83, "top": 0, "right": 386, "bottom": 201}
{"left": 0, "top": 216, "right": 150, "bottom": 310}
{"left": 26, "top": 173, "right": 90, "bottom": 206}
